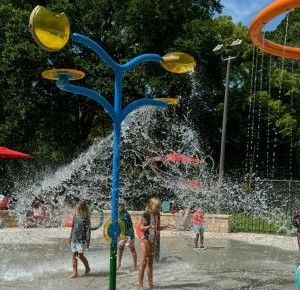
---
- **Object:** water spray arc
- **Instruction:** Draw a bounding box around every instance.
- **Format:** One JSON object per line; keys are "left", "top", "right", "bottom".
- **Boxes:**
{"left": 249, "top": 0, "right": 297, "bottom": 180}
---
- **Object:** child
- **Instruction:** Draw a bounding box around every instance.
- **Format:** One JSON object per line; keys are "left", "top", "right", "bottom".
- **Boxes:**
{"left": 137, "top": 197, "right": 174, "bottom": 290}
{"left": 293, "top": 207, "right": 300, "bottom": 250}
{"left": 192, "top": 207, "right": 205, "bottom": 249}
{"left": 117, "top": 199, "right": 137, "bottom": 271}
{"left": 69, "top": 200, "right": 91, "bottom": 278}
{"left": 32, "top": 203, "right": 45, "bottom": 227}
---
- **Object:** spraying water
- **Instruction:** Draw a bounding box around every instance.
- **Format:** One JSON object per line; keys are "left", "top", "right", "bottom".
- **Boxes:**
{"left": 11, "top": 102, "right": 288, "bottom": 229}
{"left": 12, "top": 106, "right": 208, "bottom": 225}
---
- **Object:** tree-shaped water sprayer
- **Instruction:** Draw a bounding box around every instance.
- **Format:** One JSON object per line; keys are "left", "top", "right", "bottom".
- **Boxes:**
{"left": 29, "top": 5, "right": 196, "bottom": 289}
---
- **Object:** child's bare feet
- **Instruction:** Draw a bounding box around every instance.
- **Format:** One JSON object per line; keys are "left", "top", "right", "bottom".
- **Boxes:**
{"left": 137, "top": 286, "right": 145, "bottom": 290}
{"left": 83, "top": 267, "right": 90, "bottom": 276}
{"left": 69, "top": 273, "right": 78, "bottom": 279}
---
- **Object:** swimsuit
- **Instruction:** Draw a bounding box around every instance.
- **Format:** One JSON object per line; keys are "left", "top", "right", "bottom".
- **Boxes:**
{"left": 139, "top": 211, "right": 158, "bottom": 242}
{"left": 119, "top": 209, "right": 135, "bottom": 240}
{"left": 192, "top": 211, "right": 204, "bottom": 234}
{"left": 70, "top": 215, "right": 91, "bottom": 253}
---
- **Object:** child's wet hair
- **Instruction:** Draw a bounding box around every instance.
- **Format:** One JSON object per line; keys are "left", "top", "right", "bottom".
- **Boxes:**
{"left": 146, "top": 197, "right": 161, "bottom": 213}
{"left": 76, "top": 200, "right": 90, "bottom": 218}
{"left": 119, "top": 199, "right": 126, "bottom": 206}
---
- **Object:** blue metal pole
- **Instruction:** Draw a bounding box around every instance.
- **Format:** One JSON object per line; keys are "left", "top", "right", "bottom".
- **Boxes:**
{"left": 109, "top": 69, "right": 122, "bottom": 290}
{"left": 109, "top": 121, "right": 121, "bottom": 290}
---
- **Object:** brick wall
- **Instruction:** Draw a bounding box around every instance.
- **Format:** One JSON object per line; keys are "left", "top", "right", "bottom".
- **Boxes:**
{"left": 1, "top": 210, "right": 231, "bottom": 233}
{"left": 99, "top": 210, "right": 231, "bottom": 233}
{"left": 0, "top": 210, "right": 17, "bottom": 228}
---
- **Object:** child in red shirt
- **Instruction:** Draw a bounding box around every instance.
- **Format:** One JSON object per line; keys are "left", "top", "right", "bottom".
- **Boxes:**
{"left": 192, "top": 207, "right": 205, "bottom": 249}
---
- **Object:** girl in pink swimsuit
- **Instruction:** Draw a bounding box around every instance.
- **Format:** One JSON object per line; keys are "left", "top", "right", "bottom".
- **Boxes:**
{"left": 192, "top": 207, "right": 205, "bottom": 248}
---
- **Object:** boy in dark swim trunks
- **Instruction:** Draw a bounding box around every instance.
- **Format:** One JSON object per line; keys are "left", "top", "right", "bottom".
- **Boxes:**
{"left": 117, "top": 199, "right": 137, "bottom": 271}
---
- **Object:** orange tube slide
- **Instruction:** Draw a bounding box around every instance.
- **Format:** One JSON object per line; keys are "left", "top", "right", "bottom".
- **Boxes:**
{"left": 249, "top": 0, "right": 300, "bottom": 59}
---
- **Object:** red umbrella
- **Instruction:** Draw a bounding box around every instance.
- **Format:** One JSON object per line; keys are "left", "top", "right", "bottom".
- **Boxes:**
{"left": 151, "top": 152, "right": 204, "bottom": 164}
{"left": 186, "top": 179, "right": 203, "bottom": 189}
{"left": 168, "top": 178, "right": 203, "bottom": 189}
{"left": 0, "top": 195, "right": 10, "bottom": 210}
{"left": 0, "top": 146, "right": 32, "bottom": 159}
{"left": 149, "top": 152, "right": 204, "bottom": 190}
{"left": 165, "top": 152, "right": 203, "bottom": 164}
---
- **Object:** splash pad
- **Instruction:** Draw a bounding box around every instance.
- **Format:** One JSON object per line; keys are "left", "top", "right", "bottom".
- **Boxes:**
{"left": 0, "top": 229, "right": 298, "bottom": 289}
{"left": 1, "top": 3, "right": 298, "bottom": 289}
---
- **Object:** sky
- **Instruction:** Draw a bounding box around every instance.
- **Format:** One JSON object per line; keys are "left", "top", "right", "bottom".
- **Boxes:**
{"left": 220, "top": 0, "right": 286, "bottom": 31}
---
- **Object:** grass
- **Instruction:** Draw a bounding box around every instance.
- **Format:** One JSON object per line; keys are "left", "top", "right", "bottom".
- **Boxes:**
{"left": 230, "top": 213, "right": 285, "bottom": 234}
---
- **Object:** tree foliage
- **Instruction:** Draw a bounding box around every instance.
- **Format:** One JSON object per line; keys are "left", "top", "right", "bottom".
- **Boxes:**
{"left": 0, "top": 1, "right": 300, "bottom": 196}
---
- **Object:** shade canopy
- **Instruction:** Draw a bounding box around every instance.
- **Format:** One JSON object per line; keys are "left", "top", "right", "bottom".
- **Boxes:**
{"left": 0, "top": 146, "right": 32, "bottom": 159}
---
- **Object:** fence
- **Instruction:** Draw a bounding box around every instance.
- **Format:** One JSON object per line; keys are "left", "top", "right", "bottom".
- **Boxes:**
{"left": 230, "top": 213, "right": 293, "bottom": 234}
{"left": 227, "top": 179, "right": 300, "bottom": 234}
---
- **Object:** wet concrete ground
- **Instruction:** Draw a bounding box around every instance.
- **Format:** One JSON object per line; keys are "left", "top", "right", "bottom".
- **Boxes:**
{"left": 0, "top": 229, "right": 298, "bottom": 289}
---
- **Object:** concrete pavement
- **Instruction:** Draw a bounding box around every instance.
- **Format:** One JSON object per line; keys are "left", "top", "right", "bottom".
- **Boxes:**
{"left": 0, "top": 229, "right": 297, "bottom": 289}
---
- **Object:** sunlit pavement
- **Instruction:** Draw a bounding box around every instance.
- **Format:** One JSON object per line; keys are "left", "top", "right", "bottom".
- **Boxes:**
{"left": 0, "top": 229, "right": 297, "bottom": 289}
